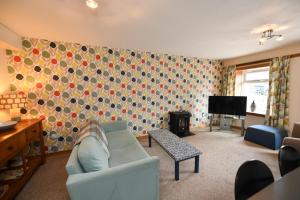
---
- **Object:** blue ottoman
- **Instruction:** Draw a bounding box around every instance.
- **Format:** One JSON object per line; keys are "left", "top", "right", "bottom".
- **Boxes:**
{"left": 244, "top": 125, "right": 287, "bottom": 150}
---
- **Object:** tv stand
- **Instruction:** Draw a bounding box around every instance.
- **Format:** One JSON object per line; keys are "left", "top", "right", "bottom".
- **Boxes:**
{"left": 209, "top": 114, "right": 245, "bottom": 136}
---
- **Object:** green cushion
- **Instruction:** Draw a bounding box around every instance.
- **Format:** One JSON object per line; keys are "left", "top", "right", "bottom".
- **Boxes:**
{"left": 77, "top": 136, "right": 109, "bottom": 172}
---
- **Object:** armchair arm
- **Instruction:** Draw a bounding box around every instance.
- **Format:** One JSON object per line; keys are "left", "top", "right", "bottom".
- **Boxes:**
{"left": 66, "top": 156, "right": 160, "bottom": 200}
{"left": 292, "top": 122, "right": 300, "bottom": 138}
{"left": 100, "top": 120, "right": 128, "bottom": 133}
{"left": 283, "top": 137, "right": 300, "bottom": 153}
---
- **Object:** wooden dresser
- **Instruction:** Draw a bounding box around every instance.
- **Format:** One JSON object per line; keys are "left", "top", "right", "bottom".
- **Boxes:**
{"left": 0, "top": 119, "right": 46, "bottom": 200}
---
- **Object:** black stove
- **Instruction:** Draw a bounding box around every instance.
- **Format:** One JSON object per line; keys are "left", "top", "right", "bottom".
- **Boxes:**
{"left": 169, "top": 111, "right": 194, "bottom": 137}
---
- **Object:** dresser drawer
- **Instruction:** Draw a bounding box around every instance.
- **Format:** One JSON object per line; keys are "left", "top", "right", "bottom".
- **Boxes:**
{"left": 26, "top": 123, "right": 40, "bottom": 142}
{"left": 0, "top": 133, "right": 26, "bottom": 161}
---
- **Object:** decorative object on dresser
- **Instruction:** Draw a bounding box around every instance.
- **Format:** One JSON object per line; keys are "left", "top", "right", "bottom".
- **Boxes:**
{"left": 0, "top": 119, "right": 46, "bottom": 200}
{"left": 0, "top": 93, "right": 27, "bottom": 123}
{"left": 169, "top": 111, "right": 194, "bottom": 137}
{"left": 0, "top": 121, "right": 17, "bottom": 132}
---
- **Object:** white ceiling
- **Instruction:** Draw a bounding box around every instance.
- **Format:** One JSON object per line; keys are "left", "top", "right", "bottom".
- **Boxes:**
{"left": 1, "top": 0, "right": 300, "bottom": 59}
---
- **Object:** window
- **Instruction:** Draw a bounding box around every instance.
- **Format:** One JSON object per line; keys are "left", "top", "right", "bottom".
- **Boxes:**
{"left": 235, "top": 67, "right": 269, "bottom": 115}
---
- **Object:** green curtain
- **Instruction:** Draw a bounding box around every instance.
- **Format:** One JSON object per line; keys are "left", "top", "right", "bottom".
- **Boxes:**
{"left": 222, "top": 65, "right": 236, "bottom": 96}
{"left": 265, "top": 56, "right": 290, "bottom": 131}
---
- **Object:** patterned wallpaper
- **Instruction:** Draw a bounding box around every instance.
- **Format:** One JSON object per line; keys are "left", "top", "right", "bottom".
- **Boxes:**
{"left": 6, "top": 38, "right": 222, "bottom": 152}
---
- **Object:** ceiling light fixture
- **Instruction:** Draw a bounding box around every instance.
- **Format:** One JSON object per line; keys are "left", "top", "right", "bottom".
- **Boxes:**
{"left": 276, "top": 36, "right": 284, "bottom": 41}
{"left": 86, "top": 0, "right": 98, "bottom": 9}
{"left": 259, "top": 29, "right": 284, "bottom": 45}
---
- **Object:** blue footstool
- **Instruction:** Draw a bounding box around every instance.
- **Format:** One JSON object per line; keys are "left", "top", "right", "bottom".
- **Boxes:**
{"left": 244, "top": 125, "right": 287, "bottom": 150}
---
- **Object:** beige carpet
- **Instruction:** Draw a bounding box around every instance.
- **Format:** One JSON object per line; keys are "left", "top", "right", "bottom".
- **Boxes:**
{"left": 16, "top": 153, "right": 70, "bottom": 200}
{"left": 16, "top": 130, "right": 280, "bottom": 200}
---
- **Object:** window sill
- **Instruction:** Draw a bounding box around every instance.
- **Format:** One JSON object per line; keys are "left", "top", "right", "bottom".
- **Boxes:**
{"left": 246, "top": 112, "right": 265, "bottom": 117}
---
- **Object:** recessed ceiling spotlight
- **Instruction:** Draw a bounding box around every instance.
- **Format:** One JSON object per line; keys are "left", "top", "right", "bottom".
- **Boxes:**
{"left": 86, "top": 0, "right": 98, "bottom": 9}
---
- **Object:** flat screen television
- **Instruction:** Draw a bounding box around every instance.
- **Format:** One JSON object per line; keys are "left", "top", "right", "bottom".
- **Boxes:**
{"left": 208, "top": 96, "right": 247, "bottom": 116}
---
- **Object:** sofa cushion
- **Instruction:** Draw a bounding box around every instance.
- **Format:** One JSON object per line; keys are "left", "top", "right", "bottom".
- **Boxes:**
{"left": 106, "top": 130, "right": 137, "bottom": 150}
{"left": 65, "top": 145, "right": 83, "bottom": 175}
{"left": 90, "top": 119, "right": 109, "bottom": 146}
{"left": 78, "top": 119, "right": 108, "bottom": 147}
{"left": 77, "top": 131, "right": 110, "bottom": 158}
{"left": 105, "top": 129, "right": 150, "bottom": 167}
{"left": 109, "top": 142, "right": 149, "bottom": 167}
{"left": 100, "top": 120, "right": 128, "bottom": 133}
{"left": 77, "top": 136, "right": 109, "bottom": 172}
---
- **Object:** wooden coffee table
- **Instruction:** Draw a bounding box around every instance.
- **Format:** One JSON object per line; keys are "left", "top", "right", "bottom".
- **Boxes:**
{"left": 148, "top": 129, "right": 201, "bottom": 181}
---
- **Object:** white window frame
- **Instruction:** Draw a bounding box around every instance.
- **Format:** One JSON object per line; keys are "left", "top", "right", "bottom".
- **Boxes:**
{"left": 236, "top": 67, "right": 270, "bottom": 115}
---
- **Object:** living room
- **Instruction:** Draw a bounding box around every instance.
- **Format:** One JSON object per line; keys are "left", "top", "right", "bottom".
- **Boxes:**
{"left": 0, "top": 0, "right": 300, "bottom": 200}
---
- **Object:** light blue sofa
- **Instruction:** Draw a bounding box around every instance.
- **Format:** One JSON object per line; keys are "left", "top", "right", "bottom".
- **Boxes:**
{"left": 66, "top": 120, "right": 160, "bottom": 200}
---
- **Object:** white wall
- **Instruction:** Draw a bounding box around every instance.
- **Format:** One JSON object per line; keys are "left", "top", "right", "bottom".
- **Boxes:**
{"left": 223, "top": 42, "right": 300, "bottom": 134}
{"left": 0, "top": 49, "right": 10, "bottom": 93}
{"left": 244, "top": 115, "right": 265, "bottom": 127}
{"left": 289, "top": 57, "right": 300, "bottom": 132}
{"left": 0, "top": 24, "right": 21, "bottom": 122}
{"left": 0, "top": 49, "right": 11, "bottom": 121}
{"left": 0, "top": 23, "right": 22, "bottom": 50}
{"left": 0, "top": 24, "right": 21, "bottom": 93}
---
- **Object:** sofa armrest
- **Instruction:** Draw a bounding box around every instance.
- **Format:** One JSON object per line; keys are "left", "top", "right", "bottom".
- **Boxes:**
{"left": 100, "top": 120, "right": 128, "bottom": 133}
{"left": 66, "top": 156, "right": 160, "bottom": 200}
{"left": 283, "top": 137, "right": 300, "bottom": 153}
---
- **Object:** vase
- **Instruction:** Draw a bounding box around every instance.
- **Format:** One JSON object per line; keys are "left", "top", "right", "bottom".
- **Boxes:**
{"left": 250, "top": 101, "right": 256, "bottom": 112}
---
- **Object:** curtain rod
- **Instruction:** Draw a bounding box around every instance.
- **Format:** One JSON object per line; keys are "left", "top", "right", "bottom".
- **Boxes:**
{"left": 236, "top": 53, "right": 300, "bottom": 67}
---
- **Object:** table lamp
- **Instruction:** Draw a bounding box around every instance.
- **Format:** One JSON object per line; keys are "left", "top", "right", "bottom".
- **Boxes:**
{"left": 0, "top": 93, "right": 27, "bottom": 124}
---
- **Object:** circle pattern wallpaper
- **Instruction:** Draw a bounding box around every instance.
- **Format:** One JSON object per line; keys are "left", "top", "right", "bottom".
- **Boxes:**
{"left": 7, "top": 38, "right": 222, "bottom": 152}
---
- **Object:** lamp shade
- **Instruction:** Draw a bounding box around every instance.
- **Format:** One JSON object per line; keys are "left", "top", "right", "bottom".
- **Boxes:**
{"left": 0, "top": 93, "right": 27, "bottom": 110}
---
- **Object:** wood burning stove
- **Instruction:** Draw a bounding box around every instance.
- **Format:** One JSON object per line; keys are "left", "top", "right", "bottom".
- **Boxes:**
{"left": 169, "top": 111, "right": 193, "bottom": 137}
